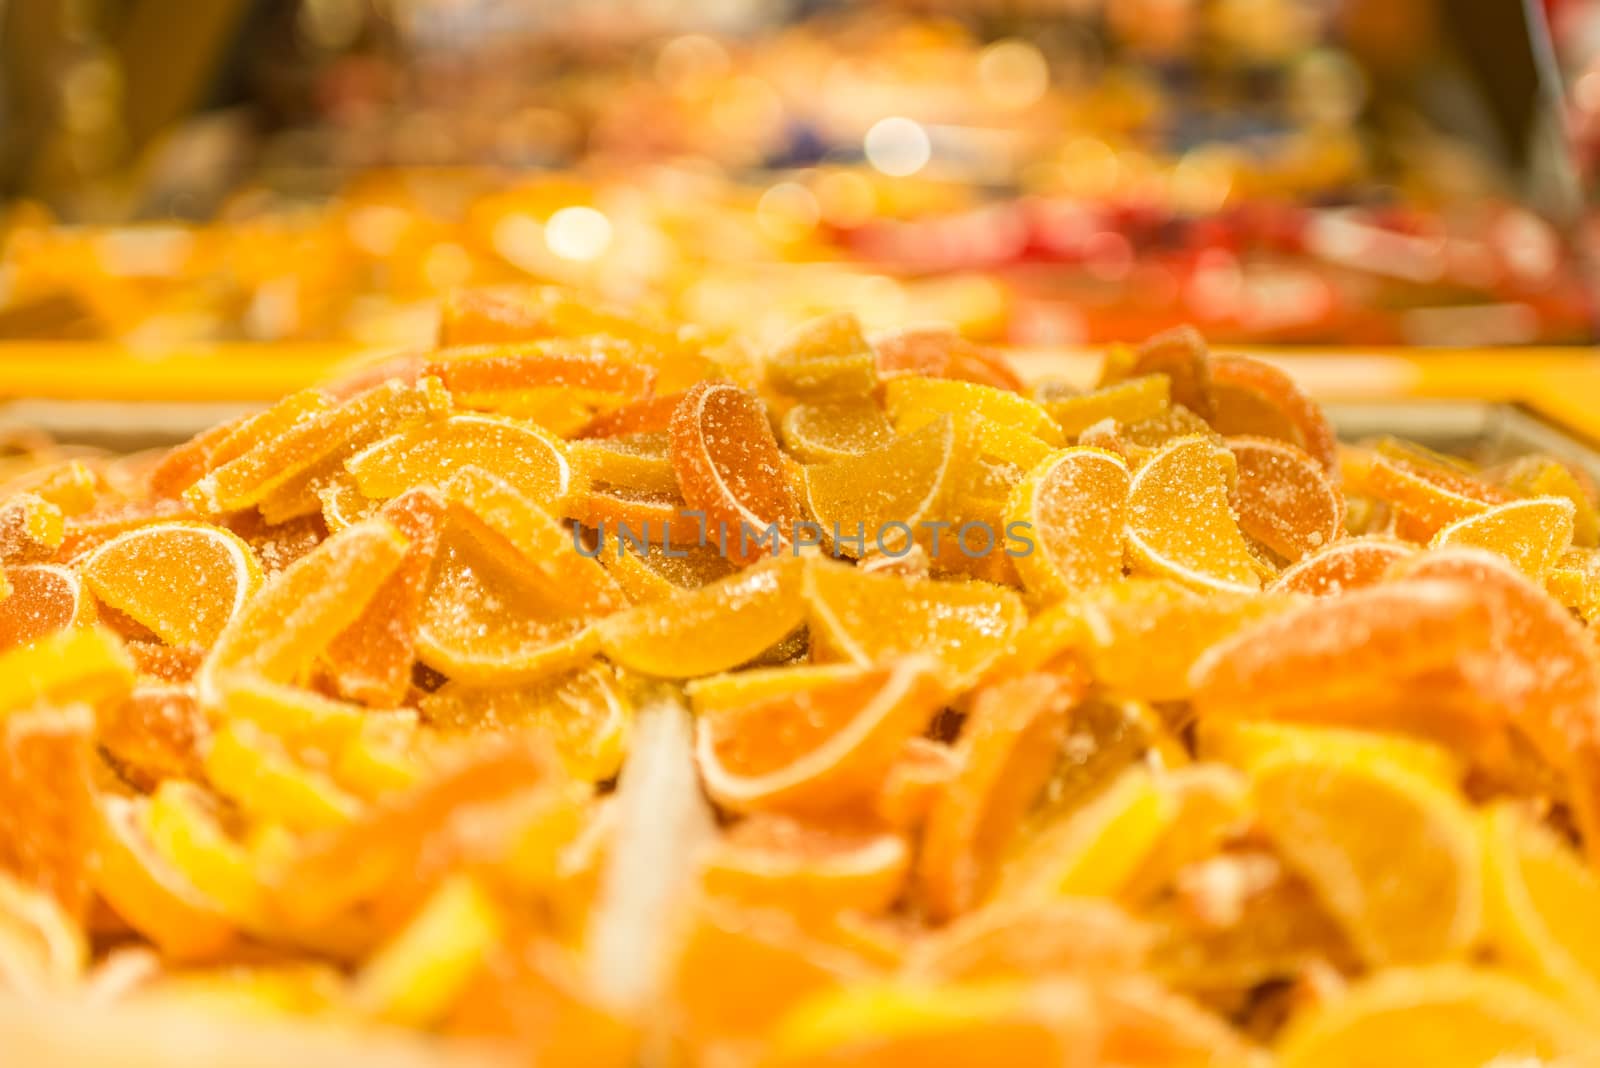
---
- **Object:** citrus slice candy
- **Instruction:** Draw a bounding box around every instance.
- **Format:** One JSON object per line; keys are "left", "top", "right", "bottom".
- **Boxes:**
{"left": 669, "top": 381, "right": 799, "bottom": 564}
{"left": 0, "top": 564, "right": 93, "bottom": 652}
{"left": 144, "top": 780, "right": 260, "bottom": 924}
{"left": 597, "top": 536, "right": 735, "bottom": 604}
{"left": 2, "top": 459, "right": 99, "bottom": 516}
{"left": 1268, "top": 535, "right": 1412, "bottom": 596}
{"left": 566, "top": 434, "right": 678, "bottom": 496}
{"left": 565, "top": 485, "right": 699, "bottom": 545}
{"left": 907, "top": 896, "right": 1150, "bottom": 981}
{"left": 441, "top": 464, "right": 625, "bottom": 617}
{"left": 350, "top": 874, "right": 503, "bottom": 1027}
{"left": 804, "top": 563, "right": 1026, "bottom": 685}
{"left": 93, "top": 795, "right": 235, "bottom": 961}
{"left": 1491, "top": 454, "right": 1600, "bottom": 547}
{"left": 884, "top": 378, "right": 1062, "bottom": 447}
{"left": 1276, "top": 965, "right": 1599, "bottom": 1068}
{"left": 1249, "top": 748, "right": 1482, "bottom": 965}
{"left": 186, "top": 377, "right": 447, "bottom": 514}
{"left": 1126, "top": 435, "right": 1260, "bottom": 593}
{"left": 1392, "top": 549, "right": 1600, "bottom": 860}
{"left": 0, "top": 625, "right": 134, "bottom": 716}
{"left": 55, "top": 498, "right": 198, "bottom": 561}
{"left": 1004, "top": 447, "right": 1129, "bottom": 601}
{"left": 1547, "top": 547, "right": 1600, "bottom": 625}
{"left": 1430, "top": 496, "right": 1575, "bottom": 580}
{"left": 765, "top": 312, "right": 878, "bottom": 399}
{"left": 667, "top": 897, "right": 877, "bottom": 1044}
{"left": 416, "top": 534, "right": 598, "bottom": 686}
{"left": 99, "top": 684, "right": 207, "bottom": 788}
{"left": 1482, "top": 802, "right": 1600, "bottom": 1017}
{"left": 347, "top": 412, "right": 574, "bottom": 509}
{"left": 1128, "top": 325, "right": 1213, "bottom": 420}
{"left": 763, "top": 977, "right": 1095, "bottom": 1068}
{"left": 702, "top": 815, "right": 910, "bottom": 917}
{"left": 1366, "top": 444, "right": 1511, "bottom": 538}
{"left": 425, "top": 343, "right": 656, "bottom": 399}
{"left": 597, "top": 557, "right": 806, "bottom": 678}
{"left": 0, "top": 705, "right": 96, "bottom": 917}
{"left": 420, "top": 661, "right": 631, "bottom": 782}
{"left": 1118, "top": 764, "right": 1251, "bottom": 906}
{"left": 1209, "top": 354, "right": 1339, "bottom": 474}
{"left": 81, "top": 523, "right": 261, "bottom": 648}
{"left": 991, "top": 764, "right": 1176, "bottom": 904}
{"left": 0, "top": 493, "right": 63, "bottom": 563}
{"left": 317, "top": 469, "right": 378, "bottom": 531}
{"left": 801, "top": 416, "right": 956, "bottom": 559}
{"left": 780, "top": 401, "right": 896, "bottom": 464}
{"left": 1196, "top": 720, "right": 1464, "bottom": 787}
{"left": 1044, "top": 375, "right": 1171, "bottom": 438}
{"left": 1227, "top": 436, "right": 1345, "bottom": 563}
{"left": 321, "top": 487, "right": 447, "bottom": 707}
{"left": 1189, "top": 577, "right": 1499, "bottom": 739}
{"left": 1057, "top": 580, "right": 1299, "bottom": 702}
{"left": 577, "top": 390, "right": 688, "bottom": 439}
{"left": 274, "top": 741, "right": 552, "bottom": 928}
{"left": 200, "top": 517, "right": 409, "bottom": 694}
{"left": 873, "top": 326, "right": 1024, "bottom": 392}
{"left": 920, "top": 674, "right": 1081, "bottom": 920}
{"left": 204, "top": 721, "right": 363, "bottom": 830}
{"left": 696, "top": 656, "right": 948, "bottom": 815}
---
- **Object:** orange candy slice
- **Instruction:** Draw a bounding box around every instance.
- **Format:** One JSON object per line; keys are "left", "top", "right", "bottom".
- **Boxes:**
{"left": 1430, "top": 496, "right": 1575, "bottom": 580}
{"left": 598, "top": 557, "right": 807, "bottom": 678}
{"left": 92, "top": 795, "right": 234, "bottom": 961}
{"left": 669, "top": 381, "right": 800, "bottom": 564}
{"left": 347, "top": 412, "right": 574, "bottom": 510}
{"left": 1043, "top": 375, "right": 1171, "bottom": 438}
{"left": 780, "top": 401, "right": 896, "bottom": 465}
{"left": 421, "top": 661, "right": 631, "bottom": 782}
{"left": 1210, "top": 354, "right": 1339, "bottom": 474}
{"left": 201, "top": 517, "right": 410, "bottom": 693}
{"left": 442, "top": 465, "right": 625, "bottom": 618}
{"left": 415, "top": 535, "right": 597, "bottom": 686}
{"left": 186, "top": 378, "right": 447, "bottom": 514}
{"left": 764, "top": 312, "right": 879, "bottom": 400}
{"left": 1269, "top": 536, "right": 1413, "bottom": 596}
{"left": 0, "top": 564, "right": 93, "bottom": 652}
{"left": 322, "top": 488, "right": 448, "bottom": 707}
{"left": 1127, "top": 325, "right": 1213, "bottom": 420}
{"left": 81, "top": 523, "right": 262, "bottom": 648}
{"left": 1226, "top": 436, "right": 1345, "bottom": 563}
{"left": 0, "top": 706, "right": 97, "bottom": 918}
{"left": 702, "top": 815, "right": 911, "bottom": 917}
{"left": 873, "top": 326, "right": 1024, "bottom": 392}
{"left": 425, "top": 343, "right": 657, "bottom": 400}
{"left": 1126, "top": 436, "right": 1261, "bottom": 593}
{"left": 1366, "top": 444, "right": 1511, "bottom": 538}
{"left": 0, "top": 493, "right": 63, "bottom": 564}
{"left": 884, "top": 378, "right": 1062, "bottom": 447}
{"left": 801, "top": 416, "right": 956, "bottom": 559}
{"left": 804, "top": 562, "right": 1027, "bottom": 685}
{"left": 920, "top": 675, "right": 1081, "bottom": 920}
{"left": 1004, "top": 447, "right": 1129, "bottom": 601}
{"left": 696, "top": 657, "right": 948, "bottom": 815}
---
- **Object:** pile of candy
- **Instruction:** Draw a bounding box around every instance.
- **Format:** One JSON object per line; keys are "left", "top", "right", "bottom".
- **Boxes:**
{"left": 2, "top": 287, "right": 1600, "bottom": 1066}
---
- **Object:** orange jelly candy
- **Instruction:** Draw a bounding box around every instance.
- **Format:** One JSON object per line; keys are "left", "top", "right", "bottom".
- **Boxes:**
{"left": 322, "top": 488, "right": 448, "bottom": 707}
{"left": 696, "top": 658, "right": 949, "bottom": 815}
{"left": 1226, "top": 436, "right": 1346, "bottom": 563}
{"left": 1269, "top": 536, "right": 1413, "bottom": 596}
{"left": 780, "top": 401, "right": 896, "bottom": 465}
{"left": 425, "top": 342, "right": 657, "bottom": 400}
{"left": 1004, "top": 447, "right": 1130, "bottom": 601}
{"left": 1127, "top": 325, "right": 1214, "bottom": 421}
{"left": 81, "top": 523, "right": 262, "bottom": 648}
{"left": 1209, "top": 354, "right": 1339, "bottom": 475}
{"left": 919, "top": 674, "right": 1081, "bottom": 920}
{"left": 801, "top": 417, "right": 956, "bottom": 559}
{"left": 346, "top": 412, "right": 575, "bottom": 510}
{"left": 702, "top": 814, "right": 911, "bottom": 917}
{"left": 1126, "top": 436, "right": 1261, "bottom": 593}
{"left": 669, "top": 381, "right": 800, "bottom": 564}
{"left": 0, "top": 564, "right": 94, "bottom": 652}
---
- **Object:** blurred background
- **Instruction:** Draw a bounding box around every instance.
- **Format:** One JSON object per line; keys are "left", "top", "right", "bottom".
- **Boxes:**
{"left": 2, "top": 0, "right": 1598, "bottom": 350}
